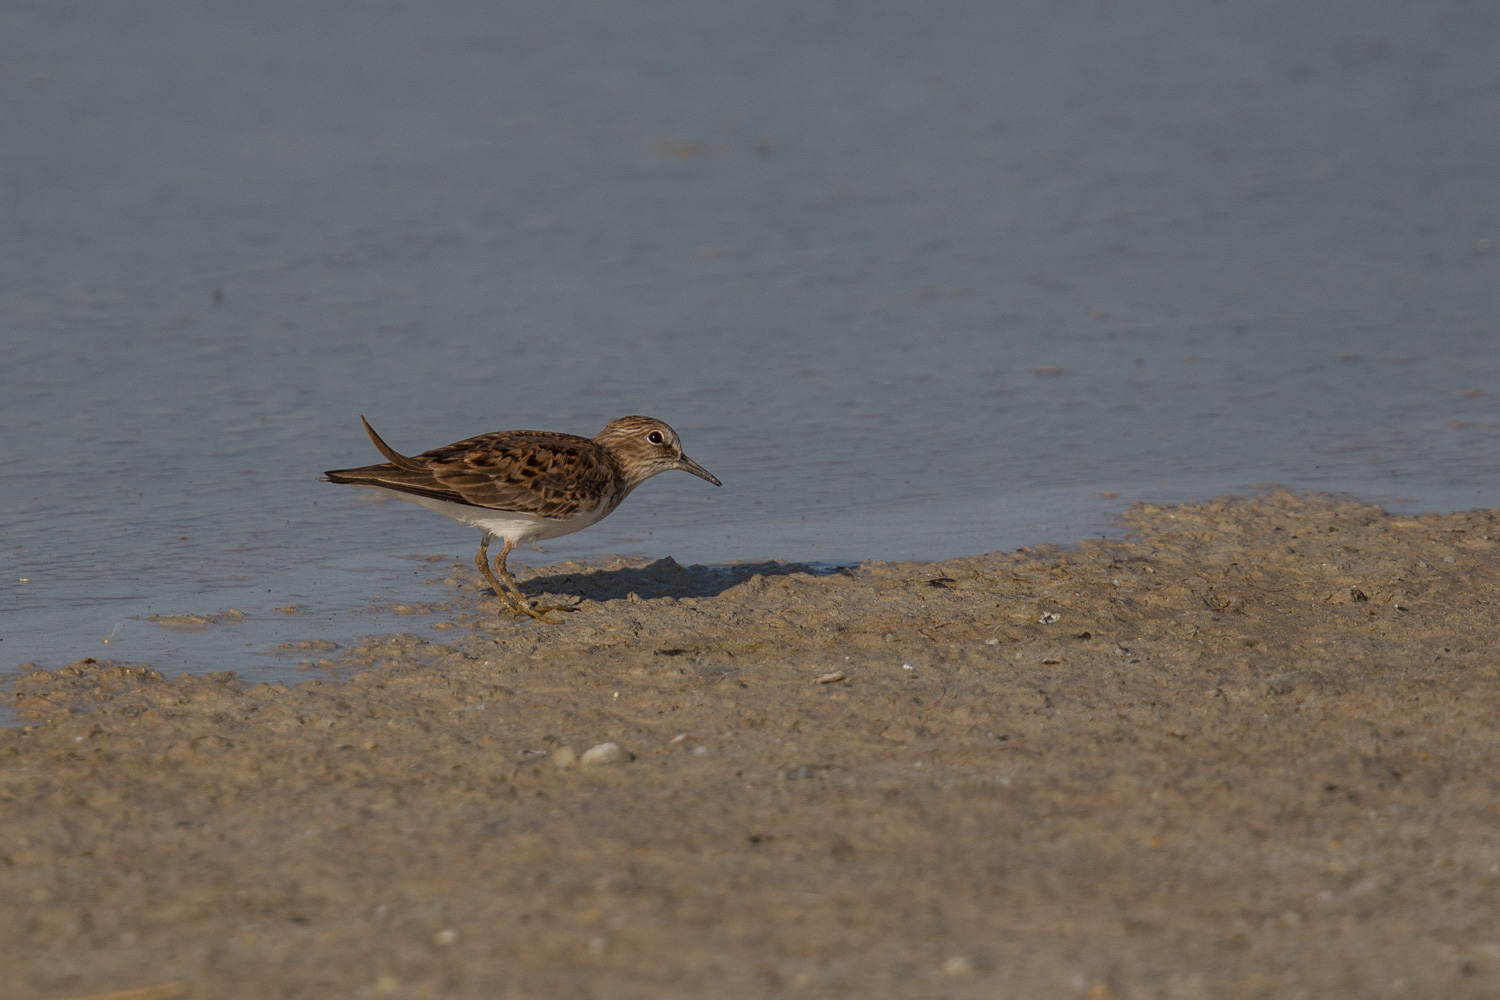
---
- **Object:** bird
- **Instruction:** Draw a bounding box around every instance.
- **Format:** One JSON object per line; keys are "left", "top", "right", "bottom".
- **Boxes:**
{"left": 323, "top": 415, "right": 721, "bottom": 622}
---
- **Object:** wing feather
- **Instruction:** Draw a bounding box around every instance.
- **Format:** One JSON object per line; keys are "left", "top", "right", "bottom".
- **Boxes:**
{"left": 324, "top": 424, "right": 620, "bottom": 519}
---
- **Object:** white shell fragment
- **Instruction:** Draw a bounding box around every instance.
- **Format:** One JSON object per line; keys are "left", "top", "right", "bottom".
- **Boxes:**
{"left": 580, "top": 742, "right": 633, "bottom": 766}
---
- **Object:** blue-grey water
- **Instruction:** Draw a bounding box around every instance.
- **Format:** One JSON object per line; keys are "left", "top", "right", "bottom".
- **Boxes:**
{"left": 3, "top": 1, "right": 1498, "bottom": 694}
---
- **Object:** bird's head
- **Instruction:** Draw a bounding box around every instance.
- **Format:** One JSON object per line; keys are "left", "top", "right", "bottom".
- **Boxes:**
{"left": 595, "top": 416, "right": 721, "bottom": 491}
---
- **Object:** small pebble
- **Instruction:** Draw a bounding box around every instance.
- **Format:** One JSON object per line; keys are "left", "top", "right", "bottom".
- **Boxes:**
{"left": 552, "top": 746, "right": 578, "bottom": 769}
{"left": 941, "top": 955, "right": 976, "bottom": 977}
{"left": 814, "top": 671, "right": 845, "bottom": 684}
{"left": 1039, "top": 612, "right": 1061, "bottom": 624}
{"left": 580, "top": 742, "right": 633, "bottom": 766}
{"left": 985, "top": 637, "right": 999, "bottom": 645}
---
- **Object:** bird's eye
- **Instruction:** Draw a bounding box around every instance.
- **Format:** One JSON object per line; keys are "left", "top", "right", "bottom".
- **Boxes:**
{"left": 647, "top": 431, "right": 664, "bottom": 445}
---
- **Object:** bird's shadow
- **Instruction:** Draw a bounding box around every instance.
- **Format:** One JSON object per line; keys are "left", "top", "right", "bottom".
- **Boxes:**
{"left": 516, "top": 557, "right": 822, "bottom": 603}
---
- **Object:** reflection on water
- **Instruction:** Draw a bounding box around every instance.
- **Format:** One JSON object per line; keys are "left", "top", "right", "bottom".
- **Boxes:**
{"left": 2, "top": 1, "right": 1498, "bottom": 685}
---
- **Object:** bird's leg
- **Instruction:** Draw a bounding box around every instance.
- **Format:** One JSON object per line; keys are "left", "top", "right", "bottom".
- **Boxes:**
{"left": 491, "top": 537, "right": 577, "bottom": 623}
{"left": 475, "top": 534, "right": 526, "bottom": 615}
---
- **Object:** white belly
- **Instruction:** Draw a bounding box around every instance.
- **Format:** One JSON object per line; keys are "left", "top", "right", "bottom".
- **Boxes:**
{"left": 370, "top": 488, "right": 616, "bottom": 544}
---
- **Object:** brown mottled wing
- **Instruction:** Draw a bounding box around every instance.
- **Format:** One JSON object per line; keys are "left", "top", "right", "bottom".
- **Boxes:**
{"left": 325, "top": 427, "right": 618, "bottom": 520}
{"left": 418, "top": 431, "right": 617, "bottom": 518}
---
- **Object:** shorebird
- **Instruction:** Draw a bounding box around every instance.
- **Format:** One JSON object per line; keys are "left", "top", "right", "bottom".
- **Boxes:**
{"left": 324, "top": 415, "right": 720, "bottom": 622}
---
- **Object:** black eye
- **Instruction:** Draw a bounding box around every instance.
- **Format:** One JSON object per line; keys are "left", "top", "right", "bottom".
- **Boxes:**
{"left": 647, "top": 431, "right": 664, "bottom": 445}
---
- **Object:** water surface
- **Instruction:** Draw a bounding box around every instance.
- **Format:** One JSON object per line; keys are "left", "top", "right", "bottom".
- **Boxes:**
{"left": 3, "top": 1, "right": 1498, "bottom": 687}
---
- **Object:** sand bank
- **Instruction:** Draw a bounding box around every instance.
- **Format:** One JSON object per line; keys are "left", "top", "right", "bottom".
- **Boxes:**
{"left": 4, "top": 492, "right": 1498, "bottom": 998}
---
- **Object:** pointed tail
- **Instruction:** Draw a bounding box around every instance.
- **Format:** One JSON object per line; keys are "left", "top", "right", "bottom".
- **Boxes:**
{"left": 359, "top": 415, "right": 428, "bottom": 473}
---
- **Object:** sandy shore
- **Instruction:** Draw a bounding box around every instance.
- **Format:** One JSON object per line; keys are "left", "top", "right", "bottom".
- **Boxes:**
{"left": 4, "top": 492, "right": 1499, "bottom": 999}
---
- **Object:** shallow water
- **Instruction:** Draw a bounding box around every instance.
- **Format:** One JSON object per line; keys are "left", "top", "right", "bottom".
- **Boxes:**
{"left": 3, "top": 1, "right": 1498, "bottom": 691}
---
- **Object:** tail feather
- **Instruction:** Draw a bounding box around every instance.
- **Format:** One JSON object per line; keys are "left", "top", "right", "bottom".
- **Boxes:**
{"left": 324, "top": 418, "right": 465, "bottom": 503}
{"left": 359, "top": 415, "right": 428, "bottom": 473}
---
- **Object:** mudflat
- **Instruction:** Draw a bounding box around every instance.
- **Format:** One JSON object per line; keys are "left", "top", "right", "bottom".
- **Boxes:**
{"left": 4, "top": 492, "right": 1498, "bottom": 1000}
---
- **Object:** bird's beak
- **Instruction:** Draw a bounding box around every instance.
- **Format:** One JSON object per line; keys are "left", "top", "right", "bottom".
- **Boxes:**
{"left": 677, "top": 454, "right": 722, "bottom": 487}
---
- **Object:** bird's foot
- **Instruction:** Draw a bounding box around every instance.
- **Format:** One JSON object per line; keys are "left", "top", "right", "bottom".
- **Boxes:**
{"left": 496, "top": 594, "right": 577, "bottom": 625}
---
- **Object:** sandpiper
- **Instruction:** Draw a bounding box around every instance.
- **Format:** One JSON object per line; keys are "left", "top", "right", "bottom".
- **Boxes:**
{"left": 324, "top": 415, "right": 720, "bottom": 622}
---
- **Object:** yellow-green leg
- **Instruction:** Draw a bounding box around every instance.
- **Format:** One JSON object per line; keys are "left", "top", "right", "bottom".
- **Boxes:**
{"left": 477, "top": 534, "right": 576, "bottom": 624}
{"left": 474, "top": 534, "right": 522, "bottom": 613}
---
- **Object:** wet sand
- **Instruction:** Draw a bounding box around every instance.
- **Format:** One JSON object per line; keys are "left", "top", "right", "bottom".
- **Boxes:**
{"left": 4, "top": 492, "right": 1499, "bottom": 999}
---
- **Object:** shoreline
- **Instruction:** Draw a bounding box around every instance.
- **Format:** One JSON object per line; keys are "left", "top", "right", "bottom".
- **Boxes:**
{"left": 4, "top": 490, "right": 1499, "bottom": 998}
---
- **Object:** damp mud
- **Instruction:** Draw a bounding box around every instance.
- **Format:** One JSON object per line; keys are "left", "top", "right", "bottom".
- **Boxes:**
{"left": 4, "top": 492, "right": 1499, "bottom": 999}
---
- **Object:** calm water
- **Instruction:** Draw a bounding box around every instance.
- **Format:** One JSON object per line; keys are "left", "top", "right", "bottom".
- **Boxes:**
{"left": 3, "top": 1, "right": 1498, "bottom": 690}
